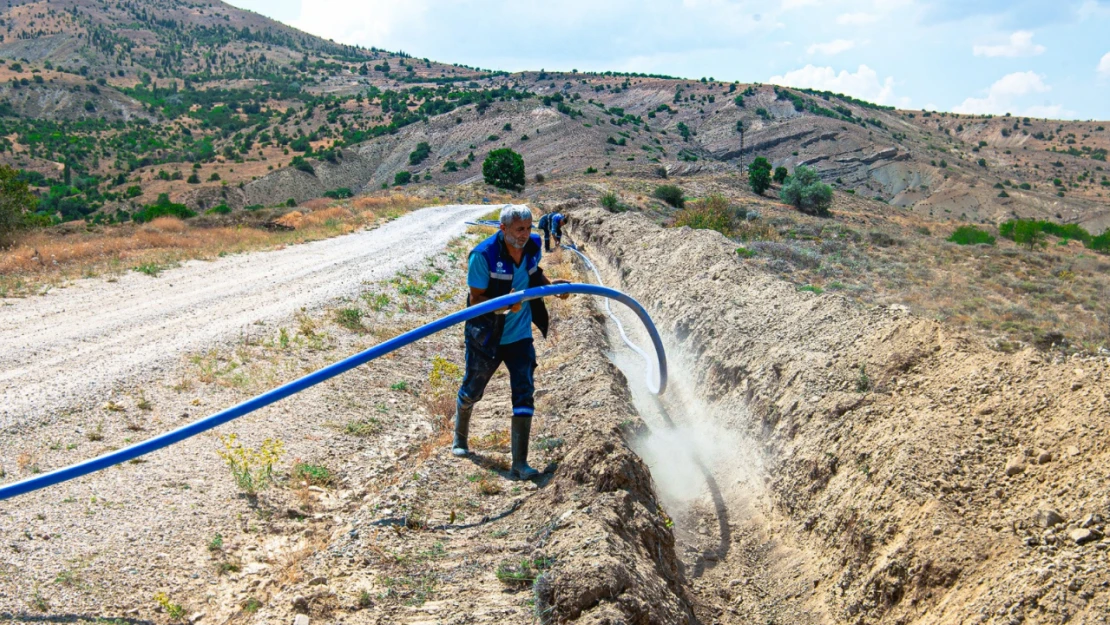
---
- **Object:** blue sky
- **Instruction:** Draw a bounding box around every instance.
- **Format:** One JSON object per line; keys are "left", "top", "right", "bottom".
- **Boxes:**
{"left": 226, "top": 0, "right": 1110, "bottom": 120}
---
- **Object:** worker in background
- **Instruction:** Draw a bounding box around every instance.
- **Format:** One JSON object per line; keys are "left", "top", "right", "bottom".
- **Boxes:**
{"left": 452, "top": 205, "right": 570, "bottom": 479}
{"left": 537, "top": 211, "right": 566, "bottom": 252}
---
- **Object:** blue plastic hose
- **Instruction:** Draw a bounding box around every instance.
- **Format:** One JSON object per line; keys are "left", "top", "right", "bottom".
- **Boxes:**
{"left": 0, "top": 284, "right": 666, "bottom": 502}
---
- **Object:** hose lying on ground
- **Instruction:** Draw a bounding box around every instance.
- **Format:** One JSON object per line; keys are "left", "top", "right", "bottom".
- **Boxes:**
{"left": 0, "top": 284, "right": 666, "bottom": 502}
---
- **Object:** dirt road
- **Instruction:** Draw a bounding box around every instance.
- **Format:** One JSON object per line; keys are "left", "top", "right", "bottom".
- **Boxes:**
{"left": 0, "top": 204, "right": 492, "bottom": 428}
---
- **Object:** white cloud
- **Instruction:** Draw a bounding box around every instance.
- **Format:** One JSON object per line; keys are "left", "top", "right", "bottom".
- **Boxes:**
{"left": 768, "top": 64, "right": 909, "bottom": 106}
{"left": 836, "top": 12, "right": 880, "bottom": 25}
{"left": 780, "top": 0, "right": 821, "bottom": 9}
{"left": 972, "top": 31, "right": 1046, "bottom": 58}
{"left": 807, "top": 39, "right": 856, "bottom": 55}
{"left": 953, "top": 71, "right": 1053, "bottom": 115}
{"left": 1099, "top": 52, "right": 1110, "bottom": 77}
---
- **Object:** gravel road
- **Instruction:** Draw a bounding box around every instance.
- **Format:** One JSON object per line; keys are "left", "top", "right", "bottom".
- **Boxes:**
{"left": 0, "top": 203, "right": 493, "bottom": 428}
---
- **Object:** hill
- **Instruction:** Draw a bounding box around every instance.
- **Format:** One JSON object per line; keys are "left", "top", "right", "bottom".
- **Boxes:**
{"left": 0, "top": 0, "right": 1106, "bottom": 231}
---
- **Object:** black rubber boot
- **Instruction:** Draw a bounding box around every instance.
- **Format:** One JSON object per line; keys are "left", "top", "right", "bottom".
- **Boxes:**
{"left": 509, "top": 416, "right": 539, "bottom": 480}
{"left": 452, "top": 400, "right": 472, "bottom": 457}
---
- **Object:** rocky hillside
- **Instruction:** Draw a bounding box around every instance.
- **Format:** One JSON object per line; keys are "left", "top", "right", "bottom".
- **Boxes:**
{"left": 0, "top": 0, "right": 1106, "bottom": 231}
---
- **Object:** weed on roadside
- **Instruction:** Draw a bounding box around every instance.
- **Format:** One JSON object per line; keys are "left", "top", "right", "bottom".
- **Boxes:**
{"left": 335, "top": 307, "right": 364, "bottom": 331}
{"left": 216, "top": 433, "right": 284, "bottom": 495}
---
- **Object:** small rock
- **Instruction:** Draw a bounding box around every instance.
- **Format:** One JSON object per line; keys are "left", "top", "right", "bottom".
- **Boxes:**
{"left": 1066, "top": 446, "right": 1080, "bottom": 457}
{"left": 1080, "top": 514, "right": 1102, "bottom": 528}
{"left": 1070, "top": 528, "right": 1103, "bottom": 546}
{"left": 932, "top": 525, "right": 943, "bottom": 536}
{"left": 1004, "top": 458, "right": 1025, "bottom": 477}
{"left": 308, "top": 576, "right": 327, "bottom": 586}
{"left": 294, "top": 616, "right": 310, "bottom": 625}
{"left": 189, "top": 613, "right": 205, "bottom": 624}
{"left": 1036, "top": 450, "right": 1052, "bottom": 465}
{"left": 1035, "top": 509, "right": 1065, "bottom": 528}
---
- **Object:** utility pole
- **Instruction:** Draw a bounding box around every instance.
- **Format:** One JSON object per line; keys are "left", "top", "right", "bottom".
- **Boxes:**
{"left": 737, "top": 120, "right": 745, "bottom": 177}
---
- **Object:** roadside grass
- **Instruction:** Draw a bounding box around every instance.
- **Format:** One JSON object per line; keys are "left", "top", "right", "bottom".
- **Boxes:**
{"left": 0, "top": 193, "right": 436, "bottom": 297}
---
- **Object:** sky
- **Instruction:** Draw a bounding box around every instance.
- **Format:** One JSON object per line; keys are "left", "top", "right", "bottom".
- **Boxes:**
{"left": 224, "top": 0, "right": 1110, "bottom": 120}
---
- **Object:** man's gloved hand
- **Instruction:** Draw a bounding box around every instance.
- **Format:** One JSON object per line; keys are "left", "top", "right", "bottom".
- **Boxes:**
{"left": 498, "top": 289, "right": 522, "bottom": 314}
{"left": 550, "top": 279, "right": 572, "bottom": 299}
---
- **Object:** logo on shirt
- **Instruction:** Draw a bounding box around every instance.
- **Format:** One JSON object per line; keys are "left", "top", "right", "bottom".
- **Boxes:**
{"left": 496, "top": 261, "right": 504, "bottom": 270}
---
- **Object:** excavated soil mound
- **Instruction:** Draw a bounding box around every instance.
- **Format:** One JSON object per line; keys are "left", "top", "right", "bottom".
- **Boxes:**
{"left": 573, "top": 207, "right": 1109, "bottom": 625}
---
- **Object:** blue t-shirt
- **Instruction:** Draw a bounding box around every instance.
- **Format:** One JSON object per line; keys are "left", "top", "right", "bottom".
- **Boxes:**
{"left": 467, "top": 246, "right": 540, "bottom": 344}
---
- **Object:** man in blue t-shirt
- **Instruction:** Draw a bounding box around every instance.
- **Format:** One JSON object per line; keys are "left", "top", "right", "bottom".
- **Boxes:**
{"left": 537, "top": 212, "right": 566, "bottom": 252}
{"left": 453, "top": 205, "right": 569, "bottom": 480}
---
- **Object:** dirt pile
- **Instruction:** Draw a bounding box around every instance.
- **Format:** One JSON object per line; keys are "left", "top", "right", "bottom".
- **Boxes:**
{"left": 573, "top": 207, "right": 1109, "bottom": 624}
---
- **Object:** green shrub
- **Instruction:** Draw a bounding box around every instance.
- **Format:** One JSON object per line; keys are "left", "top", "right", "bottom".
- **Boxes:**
{"left": 394, "top": 171, "right": 412, "bottom": 185}
{"left": 779, "top": 166, "right": 832, "bottom": 216}
{"left": 748, "top": 157, "right": 772, "bottom": 195}
{"left": 1019, "top": 182, "right": 1032, "bottom": 190}
{"left": 133, "top": 194, "right": 196, "bottom": 223}
{"left": 443, "top": 160, "right": 459, "bottom": 172}
{"left": 947, "top": 225, "right": 996, "bottom": 246}
{"left": 186, "top": 173, "right": 200, "bottom": 184}
{"left": 323, "top": 188, "right": 353, "bottom": 199}
{"left": 652, "top": 184, "right": 685, "bottom": 208}
{"left": 482, "top": 148, "right": 525, "bottom": 191}
{"left": 600, "top": 192, "right": 624, "bottom": 212}
{"left": 204, "top": 204, "right": 231, "bottom": 215}
{"left": 673, "top": 194, "right": 736, "bottom": 235}
{"left": 773, "top": 166, "right": 788, "bottom": 183}
{"left": 291, "top": 156, "right": 314, "bottom": 175}
{"left": 408, "top": 141, "right": 431, "bottom": 166}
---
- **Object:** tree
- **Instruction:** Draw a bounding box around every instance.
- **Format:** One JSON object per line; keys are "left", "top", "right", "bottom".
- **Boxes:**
{"left": 482, "top": 148, "right": 525, "bottom": 191}
{"left": 394, "top": 170, "right": 412, "bottom": 185}
{"left": 0, "top": 165, "right": 37, "bottom": 242}
{"left": 748, "top": 157, "right": 772, "bottom": 195}
{"left": 408, "top": 141, "right": 431, "bottom": 166}
{"left": 779, "top": 165, "right": 833, "bottom": 216}
{"left": 773, "top": 166, "right": 789, "bottom": 184}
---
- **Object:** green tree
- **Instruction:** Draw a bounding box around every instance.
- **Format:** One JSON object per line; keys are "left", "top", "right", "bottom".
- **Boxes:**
{"left": 0, "top": 165, "right": 37, "bottom": 242}
{"left": 1011, "top": 219, "right": 1044, "bottom": 249}
{"left": 748, "top": 157, "right": 772, "bottom": 195}
{"left": 773, "top": 166, "right": 789, "bottom": 184}
{"left": 394, "top": 171, "right": 412, "bottom": 185}
{"left": 779, "top": 165, "right": 833, "bottom": 216}
{"left": 482, "top": 148, "right": 525, "bottom": 191}
{"left": 408, "top": 141, "right": 431, "bottom": 166}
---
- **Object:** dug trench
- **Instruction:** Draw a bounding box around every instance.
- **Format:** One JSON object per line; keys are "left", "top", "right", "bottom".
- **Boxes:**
{"left": 571, "top": 206, "right": 1110, "bottom": 624}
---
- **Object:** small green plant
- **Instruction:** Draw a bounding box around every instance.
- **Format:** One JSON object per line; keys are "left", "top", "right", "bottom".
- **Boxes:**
{"left": 242, "top": 597, "right": 262, "bottom": 613}
{"left": 358, "top": 589, "right": 373, "bottom": 608}
{"left": 600, "top": 191, "right": 620, "bottom": 211}
{"left": 86, "top": 421, "right": 104, "bottom": 442}
{"left": 344, "top": 418, "right": 382, "bottom": 436}
{"left": 736, "top": 246, "right": 754, "bottom": 258}
{"left": 534, "top": 436, "right": 564, "bottom": 451}
{"left": 495, "top": 557, "right": 552, "bottom": 587}
{"left": 291, "top": 462, "right": 334, "bottom": 486}
{"left": 278, "top": 327, "right": 290, "bottom": 349}
{"left": 336, "top": 307, "right": 363, "bottom": 331}
{"left": 154, "top": 592, "right": 186, "bottom": 621}
{"left": 216, "top": 433, "right": 284, "bottom": 495}
{"left": 391, "top": 380, "right": 409, "bottom": 391}
{"left": 208, "top": 533, "right": 223, "bottom": 552}
{"left": 133, "top": 262, "right": 166, "bottom": 277}
{"left": 856, "top": 365, "right": 871, "bottom": 393}
{"left": 365, "top": 292, "right": 391, "bottom": 311}
{"left": 797, "top": 284, "right": 824, "bottom": 294}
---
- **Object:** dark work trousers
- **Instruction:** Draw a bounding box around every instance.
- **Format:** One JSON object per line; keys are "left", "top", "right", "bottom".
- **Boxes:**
{"left": 540, "top": 224, "right": 561, "bottom": 252}
{"left": 457, "top": 338, "right": 537, "bottom": 417}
